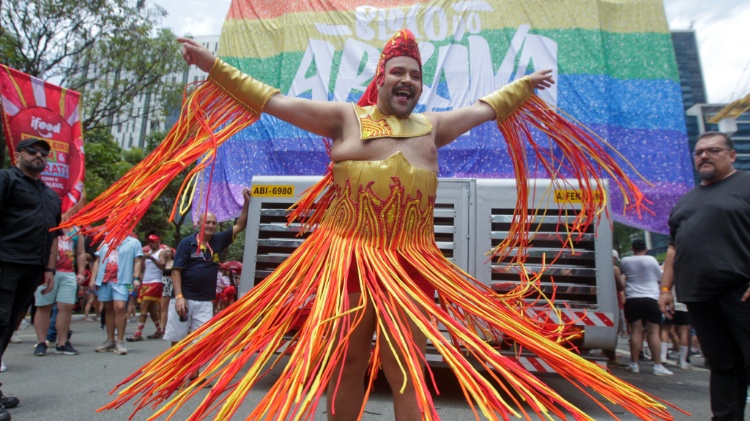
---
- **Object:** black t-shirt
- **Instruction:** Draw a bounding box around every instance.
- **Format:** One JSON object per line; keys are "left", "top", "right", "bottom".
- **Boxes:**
{"left": 669, "top": 170, "right": 750, "bottom": 301}
{"left": 173, "top": 229, "right": 234, "bottom": 301}
{"left": 0, "top": 167, "right": 62, "bottom": 267}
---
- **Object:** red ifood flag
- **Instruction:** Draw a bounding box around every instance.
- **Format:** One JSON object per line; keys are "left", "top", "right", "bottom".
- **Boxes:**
{"left": 0, "top": 64, "right": 84, "bottom": 214}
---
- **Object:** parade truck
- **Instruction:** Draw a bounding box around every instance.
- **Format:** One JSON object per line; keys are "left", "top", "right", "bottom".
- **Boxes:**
{"left": 238, "top": 176, "right": 618, "bottom": 372}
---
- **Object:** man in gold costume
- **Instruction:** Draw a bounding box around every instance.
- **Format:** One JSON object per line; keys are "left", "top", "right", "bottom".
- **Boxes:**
{"left": 184, "top": 28, "right": 553, "bottom": 418}
{"left": 103, "top": 30, "right": 676, "bottom": 421}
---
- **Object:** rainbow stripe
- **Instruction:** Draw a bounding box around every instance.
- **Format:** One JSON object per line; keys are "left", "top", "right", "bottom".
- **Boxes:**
{"left": 201, "top": 0, "right": 691, "bottom": 234}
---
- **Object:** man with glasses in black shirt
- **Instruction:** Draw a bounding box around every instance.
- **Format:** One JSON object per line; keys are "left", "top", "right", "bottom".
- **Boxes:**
{"left": 0, "top": 138, "right": 61, "bottom": 420}
{"left": 660, "top": 131, "right": 750, "bottom": 420}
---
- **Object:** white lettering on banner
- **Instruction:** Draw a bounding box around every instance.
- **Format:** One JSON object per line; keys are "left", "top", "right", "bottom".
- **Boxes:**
{"left": 288, "top": 39, "right": 334, "bottom": 100}
{"left": 355, "top": 7, "right": 377, "bottom": 40}
{"left": 355, "top": 4, "right": 485, "bottom": 42}
{"left": 40, "top": 176, "right": 64, "bottom": 190}
{"left": 43, "top": 162, "right": 69, "bottom": 178}
{"left": 423, "top": 6, "right": 448, "bottom": 41}
{"left": 300, "top": 4, "right": 559, "bottom": 117}
{"left": 405, "top": 6, "right": 422, "bottom": 39}
{"left": 334, "top": 39, "right": 380, "bottom": 102}
{"left": 30, "top": 116, "right": 61, "bottom": 138}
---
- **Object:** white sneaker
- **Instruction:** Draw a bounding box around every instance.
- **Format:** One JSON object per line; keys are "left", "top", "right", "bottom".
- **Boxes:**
{"left": 114, "top": 342, "right": 128, "bottom": 355}
{"left": 679, "top": 361, "right": 691, "bottom": 370}
{"left": 653, "top": 364, "right": 674, "bottom": 376}
{"left": 628, "top": 362, "right": 639, "bottom": 373}
{"left": 10, "top": 332, "right": 22, "bottom": 344}
{"left": 0, "top": 360, "right": 6, "bottom": 372}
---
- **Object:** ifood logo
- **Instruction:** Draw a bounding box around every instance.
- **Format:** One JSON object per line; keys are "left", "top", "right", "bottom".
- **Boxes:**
{"left": 30, "top": 117, "right": 61, "bottom": 138}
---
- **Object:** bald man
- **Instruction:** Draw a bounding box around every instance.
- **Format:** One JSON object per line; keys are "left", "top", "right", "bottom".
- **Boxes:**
{"left": 164, "top": 189, "right": 251, "bottom": 346}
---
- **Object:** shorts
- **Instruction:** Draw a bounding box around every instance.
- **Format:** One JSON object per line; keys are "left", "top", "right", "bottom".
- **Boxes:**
{"left": 163, "top": 298, "right": 213, "bottom": 342}
{"left": 35, "top": 271, "right": 78, "bottom": 306}
{"left": 624, "top": 297, "right": 663, "bottom": 325}
{"left": 162, "top": 276, "right": 173, "bottom": 297}
{"left": 96, "top": 282, "right": 131, "bottom": 302}
{"left": 346, "top": 255, "right": 435, "bottom": 298}
{"left": 663, "top": 310, "right": 691, "bottom": 326}
{"left": 138, "top": 282, "right": 163, "bottom": 303}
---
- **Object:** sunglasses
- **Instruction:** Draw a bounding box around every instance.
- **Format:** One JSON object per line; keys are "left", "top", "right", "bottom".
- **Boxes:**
{"left": 22, "top": 146, "right": 50, "bottom": 157}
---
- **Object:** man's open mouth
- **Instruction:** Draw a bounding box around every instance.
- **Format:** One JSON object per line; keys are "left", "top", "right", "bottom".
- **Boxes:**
{"left": 394, "top": 86, "right": 414, "bottom": 100}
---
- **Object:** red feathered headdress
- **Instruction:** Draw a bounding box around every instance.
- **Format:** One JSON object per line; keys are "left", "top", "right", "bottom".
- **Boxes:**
{"left": 358, "top": 29, "right": 422, "bottom": 106}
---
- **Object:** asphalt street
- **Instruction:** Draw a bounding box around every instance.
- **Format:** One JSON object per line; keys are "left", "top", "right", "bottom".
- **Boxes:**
{"left": 1, "top": 315, "right": 710, "bottom": 420}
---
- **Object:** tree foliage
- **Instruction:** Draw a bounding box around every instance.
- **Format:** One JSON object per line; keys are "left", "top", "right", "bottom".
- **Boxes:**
{"left": 81, "top": 127, "right": 185, "bottom": 246}
{"left": 133, "top": 129, "right": 194, "bottom": 247}
{"left": 82, "top": 126, "right": 130, "bottom": 199}
{"left": 612, "top": 221, "right": 641, "bottom": 258}
{"left": 0, "top": 0, "right": 184, "bottom": 132}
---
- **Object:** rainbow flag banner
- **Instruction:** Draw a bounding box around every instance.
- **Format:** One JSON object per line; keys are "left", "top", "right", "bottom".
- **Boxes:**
{"left": 201, "top": 0, "right": 692, "bottom": 234}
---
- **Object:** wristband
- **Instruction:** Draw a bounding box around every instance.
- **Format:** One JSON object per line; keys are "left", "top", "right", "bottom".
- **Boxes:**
{"left": 133, "top": 277, "right": 140, "bottom": 281}
{"left": 209, "top": 59, "right": 280, "bottom": 116}
{"left": 660, "top": 286, "right": 671, "bottom": 292}
{"left": 45, "top": 268, "right": 56, "bottom": 275}
{"left": 478, "top": 77, "right": 532, "bottom": 121}
{"left": 176, "top": 294, "right": 184, "bottom": 299}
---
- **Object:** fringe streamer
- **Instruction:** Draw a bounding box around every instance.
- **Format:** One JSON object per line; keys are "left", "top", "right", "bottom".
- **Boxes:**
{"left": 100, "top": 175, "right": 682, "bottom": 421}
{"left": 57, "top": 80, "right": 259, "bottom": 247}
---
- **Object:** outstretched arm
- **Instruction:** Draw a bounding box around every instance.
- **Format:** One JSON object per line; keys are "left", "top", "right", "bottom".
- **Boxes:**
{"left": 233, "top": 188, "right": 252, "bottom": 237}
{"left": 431, "top": 70, "right": 554, "bottom": 148}
{"left": 178, "top": 38, "right": 350, "bottom": 141}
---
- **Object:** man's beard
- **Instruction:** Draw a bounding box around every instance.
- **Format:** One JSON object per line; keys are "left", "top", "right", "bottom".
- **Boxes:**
{"left": 699, "top": 168, "right": 716, "bottom": 181}
{"left": 20, "top": 157, "right": 46, "bottom": 174}
{"left": 697, "top": 160, "right": 717, "bottom": 181}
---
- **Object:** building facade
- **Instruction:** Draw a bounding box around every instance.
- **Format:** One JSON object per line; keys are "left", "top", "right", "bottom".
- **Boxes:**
{"left": 672, "top": 29, "right": 750, "bottom": 170}
{"left": 671, "top": 30, "right": 707, "bottom": 151}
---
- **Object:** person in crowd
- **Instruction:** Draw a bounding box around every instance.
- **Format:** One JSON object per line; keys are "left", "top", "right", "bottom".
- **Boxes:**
{"left": 126, "top": 286, "right": 138, "bottom": 324}
{"left": 621, "top": 239, "right": 673, "bottom": 376}
{"left": 82, "top": 234, "right": 104, "bottom": 328}
{"left": 604, "top": 249, "right": 627, "bottom": 367}
{"left": 159, "top": 247, "right": 175, "bottom": 333}
{"left": 659, "top": 285, "right": 691, "bottom": 370}
{"left": 127, "top": 233, "right": 166, "bottom": 342}
{"left": 81, "top": 266, "right": 98, "bottom": 323}
{"left": 0, "top": 138, "right": 61, "bottom": 418}
{"left": 659, "top": 131, "right": 750, "bottom": 419}
{"left": 164, "top": 191, "right": 251, "bottom": 354}
{"left": 90, "top": 234, "right": 143, "bottom": 355}
{"left": 215, "top": 268, "right": 237, "bottom": 314}
{"left": 32, "top": 227, "right": 87, "bottom": 356}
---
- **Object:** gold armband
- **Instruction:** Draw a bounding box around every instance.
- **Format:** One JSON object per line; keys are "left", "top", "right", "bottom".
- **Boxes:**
{"left": 208, "top": 58, "right": 280, "bottom": 116}
{"left": 478, "top": 76, "right": 533, "bottom": 122}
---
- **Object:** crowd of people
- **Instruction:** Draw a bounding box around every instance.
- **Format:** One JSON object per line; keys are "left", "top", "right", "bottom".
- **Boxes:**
{"left": 0, "top": 136, "right": 249, "bottom": 420}
{"left": 12, "top": 227, "right": 249, "bottom": 358}
{"left": 610, "top": 239, "right": 703, "bottom": 376}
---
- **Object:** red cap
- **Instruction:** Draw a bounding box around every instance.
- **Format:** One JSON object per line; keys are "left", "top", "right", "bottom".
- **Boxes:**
{"left": 147, "top": 234, "right": 160, "bottom": 241}
{"left": 358, "top": 29, "right": 422, "bottom": 107}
